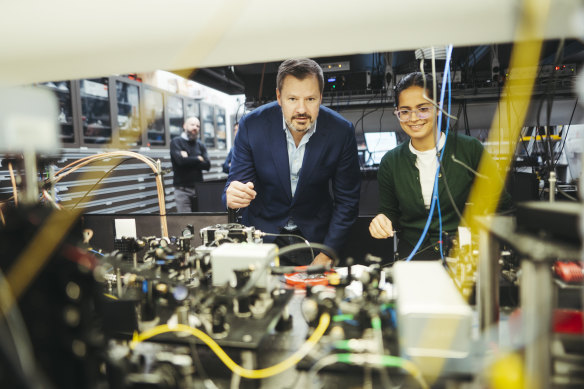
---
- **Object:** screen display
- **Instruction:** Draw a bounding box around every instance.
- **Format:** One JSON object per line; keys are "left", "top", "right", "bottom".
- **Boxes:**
{"left": 364, "top": 131, "right": 398, "bottom": 165}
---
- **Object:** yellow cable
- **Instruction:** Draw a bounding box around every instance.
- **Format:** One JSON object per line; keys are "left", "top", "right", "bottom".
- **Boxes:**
{"left": 1, "top": 208, "right": 83, "bottom": 313}
{"left": 413, "top": 0, "right": 552, "bottom": 385}
{"left": 130, "top": 312, "right": 330, "bottom": 379}
{"left": 401, "top": 359, "right": 429, "bottom": 389}
{"left": 463, "top": 0, "right": 551, "bottom": 231}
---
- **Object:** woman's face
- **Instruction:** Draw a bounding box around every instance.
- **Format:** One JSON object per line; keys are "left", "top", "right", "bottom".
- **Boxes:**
{"left": 396, "top": 86, "right": 437, "bottom": 149}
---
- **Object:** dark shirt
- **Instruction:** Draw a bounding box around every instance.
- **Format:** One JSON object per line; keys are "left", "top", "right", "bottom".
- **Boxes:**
{"left": 170, "top": 135, "right": 211, "bottom": 187}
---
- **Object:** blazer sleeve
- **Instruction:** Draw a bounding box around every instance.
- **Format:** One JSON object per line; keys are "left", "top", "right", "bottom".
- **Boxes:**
{"left": 222, "top": 149, "right": 232, "bottom": 174}
{"left": 222, "top": 118, "right": 257, "bottom": 208}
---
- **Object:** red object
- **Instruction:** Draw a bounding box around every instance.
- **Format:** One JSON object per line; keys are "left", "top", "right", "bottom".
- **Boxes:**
{"left": 553, "top": 309, "right": 584, "bottom": 335}
{"left": 284, "top": 266, "right": 334, "bottom": 288}
{"left": 554, "top": 261, "right": 583, "bottom": 283}
{"left": 509, "top": 308, "right": 584, "bottom": 335}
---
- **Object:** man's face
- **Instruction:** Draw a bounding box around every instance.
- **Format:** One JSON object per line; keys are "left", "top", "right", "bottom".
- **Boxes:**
{"left": 183, "top": 117, "right": 200, "bottom": 140}
{"left": 276, "top": 75, "right": 322, "bottom": 133}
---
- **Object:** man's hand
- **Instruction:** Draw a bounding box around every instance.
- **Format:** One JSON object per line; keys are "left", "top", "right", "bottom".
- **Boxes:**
{"left": 310, "top": 252, "right": 333, "bottom": 267}
{"left": 369, "top": 213, "right": 394, "bottom": 239}
{"left": 180, "top": 151, "right": 188, "bottom": 158}
{"left": 226, "top": 181, "right": 256, "bottom": 209}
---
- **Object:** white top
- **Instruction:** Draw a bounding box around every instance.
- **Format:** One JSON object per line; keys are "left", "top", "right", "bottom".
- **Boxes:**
{"left": 409, "top": 133, "right": 446, "bottom": 209}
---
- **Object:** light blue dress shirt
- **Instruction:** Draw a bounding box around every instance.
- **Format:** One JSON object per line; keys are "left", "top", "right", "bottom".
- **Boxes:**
{"left": 282, "top": 116, "right": 317, "bottom": 197}
{"left": 282, "top": 116, "right": 316, "bottom": 229}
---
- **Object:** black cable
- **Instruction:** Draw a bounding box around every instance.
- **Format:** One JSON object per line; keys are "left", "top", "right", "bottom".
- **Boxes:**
{"left": 378, "top": 91, "right": 386, "bottom": 133}
{"left": 438, "top": 158, "right": 466, "bottom": 225}
{"left": 234, "top": 100, "right": 246, "bottom": 123}
{"left": 535, "top": 39, "right": 565, "bottom": 175}
{"left": 69, "top": 158, "right": 132, "bottom": 210}
{"left": 396, "top": 241, "right": 436, "bottom": 261}
{"left": 354, "top": 91, "right": 381, "bottom": 136}
{"left": 544, "top": 41, "right": 566, "bottom": 169}
{"left": 261, "top": 232, "right": 315, "bottom": 262}
{"left": 463, "top": 100, "right": 470, "bottom": 136}
{"left": 451, "top": 102, "right": 463, "bottom": 134}
{"left": 552, "top": 98, "right": 578, "bottom": 170}
{"left": 189, "top": 343, "right": 217, "bottom": 389}
{"left": 516, "top": 127, "right": 535, "bottom": 173}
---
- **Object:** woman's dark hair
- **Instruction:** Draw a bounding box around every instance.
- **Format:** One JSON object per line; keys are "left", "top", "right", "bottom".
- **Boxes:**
{"left": 394, "top": 72, "right": 440, "bottom": 107}
{"left": 277, "top": 58, "right": 324, "bottom": 94}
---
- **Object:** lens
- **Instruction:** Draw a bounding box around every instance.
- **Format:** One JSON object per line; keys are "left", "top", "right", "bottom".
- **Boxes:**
{"left": 417, "top": 110, "right": 431, "bottom": 119}
{"left": 395, "top": 110, "right": 410, "bottom": 122}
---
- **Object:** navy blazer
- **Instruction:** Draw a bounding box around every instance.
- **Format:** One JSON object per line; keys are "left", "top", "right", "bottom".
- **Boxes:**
{"left": 222, "top": 101, "right": 361, "bottom": 253}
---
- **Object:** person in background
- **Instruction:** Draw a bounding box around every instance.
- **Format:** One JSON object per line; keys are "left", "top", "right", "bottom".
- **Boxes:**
{"left": 222, "top": 122, "right": 239, "bottom": 174}
{"left": 223, "top": 58, "right": 361, "bottom": 266}
{"left": 369, "top": 72, "right": 512, "bottom": 260}
{"left": 170, "top": 116, "right": 211, "bottom": 212}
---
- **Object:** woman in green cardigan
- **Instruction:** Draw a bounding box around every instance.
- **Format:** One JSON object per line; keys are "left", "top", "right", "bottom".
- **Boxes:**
{"left": 369, "top": 72, "right": 511, "bottom": 260}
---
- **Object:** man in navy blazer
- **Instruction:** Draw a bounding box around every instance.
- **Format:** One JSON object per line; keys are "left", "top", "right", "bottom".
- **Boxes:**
{"left": 222, "top": 58, "right": 361, "bottom": 266}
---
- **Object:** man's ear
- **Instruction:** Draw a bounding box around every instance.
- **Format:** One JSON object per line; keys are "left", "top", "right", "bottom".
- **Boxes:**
{"left": 276, "top": 89, "right": 282, "bottom": 106}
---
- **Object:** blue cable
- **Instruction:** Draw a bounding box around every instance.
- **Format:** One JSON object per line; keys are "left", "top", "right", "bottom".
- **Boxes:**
{"left": 438, "top": 54, "right": 454, "bottom": 262}
{"left": 436, "top": 49, "right": 452, "bottom": 264}
{"left": 406, "top": 45, "right": 454, "bottom": 261}
{"left": 437, "top": 53, "right": 454, "bottom": 261}
{"left": 436, "top": 57, "right": 451, "bottom": 261}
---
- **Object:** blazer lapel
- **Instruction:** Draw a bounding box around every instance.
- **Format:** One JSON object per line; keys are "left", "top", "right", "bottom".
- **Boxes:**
{"left": 269, "top": 122, "right": 292, "bottom": 201}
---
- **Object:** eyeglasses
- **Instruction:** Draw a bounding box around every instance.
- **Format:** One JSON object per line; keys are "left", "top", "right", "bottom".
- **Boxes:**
{"left": 394, "top": 105, "right": 434, "bottom": 122}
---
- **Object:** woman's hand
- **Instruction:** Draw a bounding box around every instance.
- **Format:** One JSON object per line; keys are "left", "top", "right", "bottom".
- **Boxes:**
{"left": 369, "top": 213, "right": 394, "bottom": 239}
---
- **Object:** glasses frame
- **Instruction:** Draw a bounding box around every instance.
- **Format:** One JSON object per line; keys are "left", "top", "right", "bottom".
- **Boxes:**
{"left": 394, "top": 105, "right": 435, "bottom": 122}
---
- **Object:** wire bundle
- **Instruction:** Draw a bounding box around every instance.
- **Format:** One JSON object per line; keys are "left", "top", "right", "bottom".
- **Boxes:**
{"left": 55, "top": 151, "right": 167, "bottom": 236}
{"left": 2, "top": 150, "right": 168, "bottom": 236}
{"left": 406, "top": 44, "right": 455, "bottom": 262}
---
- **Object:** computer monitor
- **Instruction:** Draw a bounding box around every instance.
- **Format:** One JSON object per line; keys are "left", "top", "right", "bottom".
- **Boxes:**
{"left": 364, "top": 131, "right": 398, "bottom": 165}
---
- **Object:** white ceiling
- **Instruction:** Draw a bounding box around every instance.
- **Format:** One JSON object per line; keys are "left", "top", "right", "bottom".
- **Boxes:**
{"left": 0, "top": 0, "right": 582, "bottom": 86}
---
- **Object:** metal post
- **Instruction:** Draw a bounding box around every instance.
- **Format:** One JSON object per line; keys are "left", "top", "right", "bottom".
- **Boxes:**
{"left": 478, "top": 226, "right": 500, "bottom": 343}
{"left": 22, "top": 150, "right": 39, "bottom": 205}
{"left": 549, "top": 171, "right": 556, "bottom": 202}
{"left": 521, "top": 258, "right": 552, "bottom": 389}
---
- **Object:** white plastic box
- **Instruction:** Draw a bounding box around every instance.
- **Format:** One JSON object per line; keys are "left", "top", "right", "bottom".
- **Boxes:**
{"left": 393, "top": 261, "right": 473, "bottom": 358}
{"left": 210, "top": 243, "right": 278, "bottom": 289}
